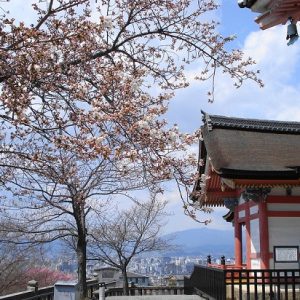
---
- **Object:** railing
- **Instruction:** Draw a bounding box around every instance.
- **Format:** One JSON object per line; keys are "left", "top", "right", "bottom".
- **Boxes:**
{"left": 87, "top": 279, "right": 100, "bottom": 298}
{"left": 0, "top": 279, "right": 98, "bottom": 300}
{"left": 208, "top": 263, "right": 247, "bottom": 270}
{"left": 105, "top": 286, "right": 184, "bottom": 297}
{"left": 184, "top": 265, "right": 226, "bottom": 300}
{"left": 0, "top": 281, "right": 183, "bottom": 299}
{"left": 185, "top": 265, "right": 300, "bottom": 300}
{"left": 0, "top": 286, "right": 54, "bottom": 300}
{"left": 226, "top": 269, "right": 300, "bottom": 300}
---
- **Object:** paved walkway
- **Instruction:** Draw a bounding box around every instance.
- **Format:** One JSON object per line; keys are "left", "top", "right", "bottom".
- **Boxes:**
{"left": 107, "top": 296, "right": 206, "bottom": 300}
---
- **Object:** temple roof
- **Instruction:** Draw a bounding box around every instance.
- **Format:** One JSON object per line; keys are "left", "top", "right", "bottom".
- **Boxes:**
{"left": 201, "top": 112, "right": 300, "bottom": 179}
{"left": 192, "top": 113, "right": 300, "bottom": 206}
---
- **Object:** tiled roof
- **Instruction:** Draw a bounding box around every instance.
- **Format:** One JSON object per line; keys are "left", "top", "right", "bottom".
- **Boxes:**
{"left": 202, "top": 112, "right": 300, "bottom": 134}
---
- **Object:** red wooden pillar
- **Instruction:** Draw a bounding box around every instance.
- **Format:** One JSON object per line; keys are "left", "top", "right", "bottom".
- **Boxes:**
{"left": 245, "top": 201, "right": 251, "bottom": 269}
{"left": 259, "top": 200, "right": 269, "bottom": 269}
{"left": 234, "top": 208, "right": 242, "bottom": 267}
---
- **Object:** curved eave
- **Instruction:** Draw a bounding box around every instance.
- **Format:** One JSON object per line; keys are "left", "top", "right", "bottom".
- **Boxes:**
{"left": 256, "top": 12, "right": 300, "bottom": 30}
{"left": 200, "top": 192, "right": 238, "bottom": 207}
{"left": 194, "top": 171, "right": 239, "bottom": 207}
{"left": 223, "top": 210, "right": 234, "bottom": 223}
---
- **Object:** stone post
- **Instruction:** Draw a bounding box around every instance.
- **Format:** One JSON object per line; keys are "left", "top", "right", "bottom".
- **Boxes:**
{"left": 221, "top": 255, "right": 226, "bottom": 266}
{"left": 99, "top": 282, "right": 105, "bottom": 300}
{"left": 207, "top": 255, "right": 211, "bottom": 265}
{"left": 27, "top": 280, "right": 38, "bottom": 293}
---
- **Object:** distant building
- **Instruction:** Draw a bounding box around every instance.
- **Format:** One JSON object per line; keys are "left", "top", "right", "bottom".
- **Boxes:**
{"left": 164, "top": 275, "right": 185, "bottom": 288}
{"left": 126, "top": 271, "right": 150, "bottom": 286}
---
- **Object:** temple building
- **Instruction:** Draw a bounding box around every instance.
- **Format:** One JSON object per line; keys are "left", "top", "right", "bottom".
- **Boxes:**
{"left": 191, "top": 112, "right": 300, "bottom": 271}
{"left": 185, "top": 112, "right": 300, "bottom": 298}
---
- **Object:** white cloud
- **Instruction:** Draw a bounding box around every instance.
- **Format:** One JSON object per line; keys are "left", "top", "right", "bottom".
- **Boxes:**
{"left": 169, "top": 25, "right": 300, "bottom": 128}
{"left": 243, "top": 26, "right": 300, "bottom": 82}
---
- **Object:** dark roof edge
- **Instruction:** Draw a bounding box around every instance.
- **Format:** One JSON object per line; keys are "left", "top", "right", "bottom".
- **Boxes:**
{"left": 201, "top": 111, "right": 300, "bottom": 134}
{"left": 238, "top": 0, "right": 258, "bottom": 9}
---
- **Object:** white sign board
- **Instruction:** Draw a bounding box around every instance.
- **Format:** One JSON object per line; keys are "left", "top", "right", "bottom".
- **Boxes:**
{"left": 274, "top": 246, "right": 299, "bottom": 263}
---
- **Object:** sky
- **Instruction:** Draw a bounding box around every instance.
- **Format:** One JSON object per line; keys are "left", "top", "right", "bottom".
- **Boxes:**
{"left": 2, "top": 0, "right": 300, "bottom": 234}
{"left": 163, "top": 0, "right": 300, "bottom": 234}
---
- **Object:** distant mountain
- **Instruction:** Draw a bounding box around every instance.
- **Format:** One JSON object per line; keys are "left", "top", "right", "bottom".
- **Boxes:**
{"left": 46, "top": 228, "right": 234, "bottom": 260}
{"left": 162, "top": 228, "right": 234, "bottom": 257}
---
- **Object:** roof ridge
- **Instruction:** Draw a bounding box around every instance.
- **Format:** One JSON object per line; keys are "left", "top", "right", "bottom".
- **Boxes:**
{"left": 201, "top": 112, "right": 300, "bottom": 134}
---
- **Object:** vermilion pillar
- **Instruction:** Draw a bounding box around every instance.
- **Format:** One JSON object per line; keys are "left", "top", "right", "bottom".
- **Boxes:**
{"left": 245, "top": 201, "right": 251, "bottom": 269}
{"left": 234, "top": 209, "right": 242, "bottom": 267}
{"left": 259, "top": 200, "right": 269, "bottom": 269}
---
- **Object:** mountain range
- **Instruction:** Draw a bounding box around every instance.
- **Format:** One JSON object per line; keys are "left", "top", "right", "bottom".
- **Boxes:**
{"left": 163, "top": 227, "right": 234, "bottom": 257}
{"left": 46, "top": 228, "right": 234, "bottom": 259}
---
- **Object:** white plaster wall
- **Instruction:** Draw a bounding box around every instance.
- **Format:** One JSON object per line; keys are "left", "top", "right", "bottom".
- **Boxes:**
{"left": 268, "top": 217, "right": 300, "bottom": 269}
{"left": 268, "top": 259, "right": 299, "bottom": 269}
{"left": 250, "top": 218, "right": 260, "bottom": 254}
{"left": 238, "top": 210, "right": 245, "bottom": 218}
{"left": 268, "top": 203, "right": 300, "bottom": 211}
{"left": 269, "top": 187, "right": 300, "bottom": 196}
{"left": 250, "top": 259, "right": 261, "bottom": 269}
{"left": 250, "top": 205, "right": 258, "bottom": 215}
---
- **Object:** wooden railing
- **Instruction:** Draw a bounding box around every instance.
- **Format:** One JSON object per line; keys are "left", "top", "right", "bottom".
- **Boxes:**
{"left": 207, "top": 263, "right": 247, "bottom": 270}
{"left": 0, "top": 286, "right": 54, "bottom": 300}
{"left": 185, "top": 264, "right": 300, "bottom": 300}
{"left": 0, "top": 281, "right": 183, "bottom": 299}
{"left": 184, "top": 265, "right": 226, "bottom": 300}
{"left": 226, "top": 269, "right": 300, "bottom": 300}
{"left": 105, "top": 286, "right": 185, "bottom": 297}
{"left": 0, "top": 279, "right": 98, "bottom": 300}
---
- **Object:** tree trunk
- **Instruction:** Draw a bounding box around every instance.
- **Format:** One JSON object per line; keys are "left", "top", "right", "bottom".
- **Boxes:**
{"left": 74, "top": 201, "right": 88, "bottom": 300}
{"left": 77, "top": 233, "right": 87, "bottom": 300}
{"left": 122, "top": 267, "right": 129, "bottom": 296}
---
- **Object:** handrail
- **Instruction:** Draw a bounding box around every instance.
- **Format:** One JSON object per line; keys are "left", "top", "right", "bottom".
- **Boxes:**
{"left": 0, "top": 279, "right": 98, "bottom": 300}
{"left": 0, "top": 280, "right": 183, "bottom": 299}
{"left": 185, "top": 265, "right": 300, "bottom": 300}
{"left": 105, "top": 286, "right": 185, "bottom": 297}
{"left": 0, "top": 286, "right": 54, "bottom": 300}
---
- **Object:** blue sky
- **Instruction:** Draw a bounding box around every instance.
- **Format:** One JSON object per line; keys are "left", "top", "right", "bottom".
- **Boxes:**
{"left": 164, "top": 0, "right": 300, "bottom": 233}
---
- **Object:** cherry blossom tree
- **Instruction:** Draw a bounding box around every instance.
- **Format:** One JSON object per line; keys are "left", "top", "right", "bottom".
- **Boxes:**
{"left": 0, "top": 242, "right": 33, "bottom": 295}
{"left": 26, "top": 267, "right": 75, "bottom": 288}
{"left": 0, "top": 237, "right": 52, "bottom": 296}
{"left": 0, "top": 127, "right": 194, "bottom": 298}
{"left": 0, "top": 0, "right": 262, "bottom": 299}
